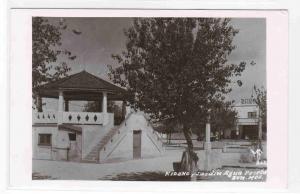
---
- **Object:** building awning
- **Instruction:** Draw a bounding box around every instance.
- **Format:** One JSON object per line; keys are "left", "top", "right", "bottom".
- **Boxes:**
{"left": 58, "top": 124, "right": 82, "bottom": 134}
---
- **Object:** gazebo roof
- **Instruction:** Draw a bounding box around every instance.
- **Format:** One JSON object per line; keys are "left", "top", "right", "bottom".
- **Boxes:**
{"left": 37, "top": 70, "right": 127, "bottom": 100}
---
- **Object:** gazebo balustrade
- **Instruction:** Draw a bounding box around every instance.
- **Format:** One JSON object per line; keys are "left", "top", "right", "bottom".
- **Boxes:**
{"left": 62, "top": 111, "right": 108, "bottom": 125}
{"left": 33, "top": 91, "right": 111, "bottom": 125}
{"left": 33, "top": 110, "right": 58, "bottom": 124}
{"left": 33, "top": 111, "right": 110, "bottom": 125}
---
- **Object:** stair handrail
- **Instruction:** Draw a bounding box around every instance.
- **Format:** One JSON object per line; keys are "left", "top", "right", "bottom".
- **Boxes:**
{"left": 141, "top": 114, "right": 164, "bottom": 150}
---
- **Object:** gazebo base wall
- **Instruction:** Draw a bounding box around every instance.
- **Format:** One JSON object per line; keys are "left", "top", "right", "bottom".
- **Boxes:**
{"left": 32, "top": 113, "right": 115, "bottom": 161}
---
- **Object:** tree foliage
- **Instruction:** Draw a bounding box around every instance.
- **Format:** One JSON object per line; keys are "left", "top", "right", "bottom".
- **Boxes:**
{"left": 32, "top": 17, "right": 79, "bottom": 100}
{"left": 109, "top": 18, "right": 246, "bottom": 150}
{"left": 210, "top": 101, "right": 237, "bottom": 132}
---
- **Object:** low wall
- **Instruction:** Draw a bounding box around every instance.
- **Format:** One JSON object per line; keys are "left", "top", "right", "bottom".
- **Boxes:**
{"left": 196, "top": 150, "right": 243, "bottom": 171}
{"left": 196, "top": 143, "right": 267, "bottom": 171}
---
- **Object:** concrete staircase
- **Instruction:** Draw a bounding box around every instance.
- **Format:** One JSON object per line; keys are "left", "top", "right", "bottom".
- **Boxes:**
{"left": 97, "top": 112, "right": 164, "bottom": 162}
{"left": 82, "top": 127, "right": 119, "bottom": 162}
{"left": 83, "top": 113, "right": 132, "bottom": 163}
{"left": 82, "top": 112, "right": 165, "bottom": 163}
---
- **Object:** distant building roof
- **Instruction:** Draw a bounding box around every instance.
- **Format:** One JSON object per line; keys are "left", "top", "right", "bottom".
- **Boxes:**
{"left": 37, "top": 70, "right": 127, "bottom": 100}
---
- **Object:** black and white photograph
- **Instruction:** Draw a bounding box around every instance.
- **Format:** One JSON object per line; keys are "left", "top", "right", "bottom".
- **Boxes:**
{"left": 31, "top": 17, "right": 267, "bottom": 181}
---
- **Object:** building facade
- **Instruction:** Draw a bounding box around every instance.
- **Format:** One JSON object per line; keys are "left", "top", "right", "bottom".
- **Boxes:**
{"left": 232, "top": 98, "right": 262, "bottom": 140}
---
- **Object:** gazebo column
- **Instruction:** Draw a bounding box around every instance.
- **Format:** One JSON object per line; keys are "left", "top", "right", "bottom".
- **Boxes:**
{"left": 36, "top": 94, "right": 43, "bottom": 112}
{"left": 102, "top": 92, "right": 108, "bottom": 125}
{"left": 102, "top": 92, "right": 107, "bottom": 113}
{"left": 58, "top": 91, "right": 64, "bottom": 124}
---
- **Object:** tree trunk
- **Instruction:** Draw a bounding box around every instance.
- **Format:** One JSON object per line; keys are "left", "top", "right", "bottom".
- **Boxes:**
{"left": 181, "top": 127, "right": 198, "bottom": 181}
{"left": 122, "top": 101, "right": 126, "bottom": 120}
{"left": 258, "top": 107, "right": 262, "bottom": 141}
{"left": 183, "top": 128, "right": 193, "bottom": 150}
{"left": 167, "top": 131, "right": 172, "bottom": 144}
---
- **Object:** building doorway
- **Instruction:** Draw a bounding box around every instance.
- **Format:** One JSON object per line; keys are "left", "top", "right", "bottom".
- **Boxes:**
{"left": 242, "top": 125, "right": 258, "bottom": 140}
{"left": 133, "top": 130, "right": 142, "bottom": 159}
{"left": 68, "top": 132, "right": 82, "bottom": 162}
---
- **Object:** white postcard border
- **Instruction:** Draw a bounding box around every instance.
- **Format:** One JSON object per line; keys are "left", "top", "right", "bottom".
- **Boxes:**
{"left": 7, "top": 8, "right": 289, "bottom": 193}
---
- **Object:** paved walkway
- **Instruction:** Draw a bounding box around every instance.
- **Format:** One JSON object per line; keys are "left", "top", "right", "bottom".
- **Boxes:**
{"left": 33, "top": 149, "right": 183, "bottom": 180}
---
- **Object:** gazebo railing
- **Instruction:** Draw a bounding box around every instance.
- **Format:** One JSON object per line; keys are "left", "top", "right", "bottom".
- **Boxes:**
{"left": 62, "top": 112, "right": 105, "bottom": 125}
{"left": 33, "top": 111, "right": 58, "bottom": 124}
{"left": 33, "top": 111, "right": 110, "bottom": 125}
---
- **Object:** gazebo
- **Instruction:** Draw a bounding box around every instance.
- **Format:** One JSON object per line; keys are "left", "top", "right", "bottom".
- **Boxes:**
{"left": 33, "top": 70, "right": 127, "bottom": 126}
{"left": 32, "top": 70, "right": 165, "bottom": 163}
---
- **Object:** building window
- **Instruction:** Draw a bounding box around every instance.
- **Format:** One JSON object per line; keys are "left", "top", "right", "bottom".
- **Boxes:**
{"left": 248, "top": 111, "right": 257, "bottom": 118}
{"left": 68, "top": 133, "right": 76, "bottom": 141}
{"left": 38, "top": 134, "right": 51, "bottom": 146}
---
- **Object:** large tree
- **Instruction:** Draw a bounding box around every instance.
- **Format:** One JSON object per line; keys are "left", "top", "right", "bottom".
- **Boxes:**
{"left": 32, "top": 17, "right": 79, "bottom": 109}
{"left": 109, "top": 18, "right": 246, "bottom": 160}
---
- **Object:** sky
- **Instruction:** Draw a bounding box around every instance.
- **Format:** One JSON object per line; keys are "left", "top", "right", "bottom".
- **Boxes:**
{"left": 43, "top": 17, "right": 266, "bottom": 111}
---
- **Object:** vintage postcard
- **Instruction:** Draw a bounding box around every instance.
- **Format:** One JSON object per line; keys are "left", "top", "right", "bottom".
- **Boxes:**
{"left": 8, "top": 9, "right": 288, "bottom": 191}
